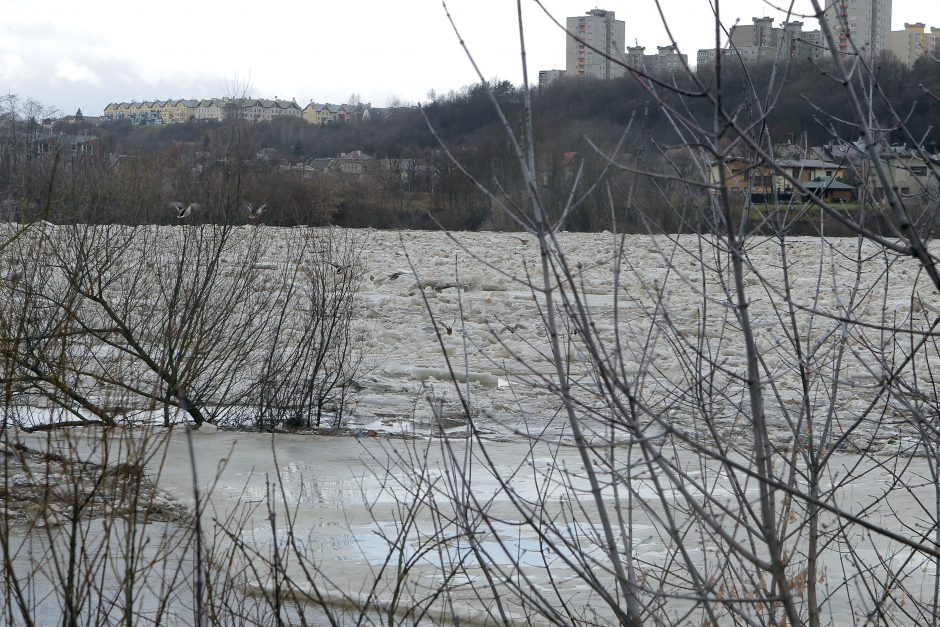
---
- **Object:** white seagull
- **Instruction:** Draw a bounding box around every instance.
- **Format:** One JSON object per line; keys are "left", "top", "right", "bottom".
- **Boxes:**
{"left": 328, "top": 261, "right": 352, "bottom": 274}
{"left": 246, "top": 202, "right": 267, "bottom": 219}
{"left": 177, "top": 203, "right": 198, "bottom": 219}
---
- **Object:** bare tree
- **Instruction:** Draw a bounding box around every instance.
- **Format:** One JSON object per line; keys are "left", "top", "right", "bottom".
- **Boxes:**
{"left": 4, "top": 2, "right": 940, "bottom": 625}
{"left": 338, "top": 1, "right": 940, "bottom": 625}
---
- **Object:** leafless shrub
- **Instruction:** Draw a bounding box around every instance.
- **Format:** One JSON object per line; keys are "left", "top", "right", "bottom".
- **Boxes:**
{"left": 1, "top": 222, "right": 362, "bottom": 432}
{"left": 0, "top": 215, "right": 367, "bottom": 623}
{"left": 0, "top": 422, "right": 199, "bottom": 625}
{"left": 360, "top": 2, "right": 940, "bottom": 625}
{"left": 3, "top": 2, "right": 940, "bottom": 626}
{"left": 249, "top": 226, "right": 363, "bottom": 431}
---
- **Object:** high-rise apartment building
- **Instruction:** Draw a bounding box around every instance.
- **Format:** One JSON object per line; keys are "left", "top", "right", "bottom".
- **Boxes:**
{"left": 565, "top": 9, "right": 626, "bottom": 79}
{"left": 538, "top": 69, "right": 566, "bottom": 88}
{"left": 697, "top": 18, "right": 825, "bottom": 69}
{"left": 825, "top": 0, "right": 893, "bottom": 58}
{"left": 890, "top": 23, "right": 939, "bottom": 67}
{"left": 625, "top": 45, "right": 688, "bottom": 73}
{"left": 727, "top": 17, "right": 787, "bottom": 50}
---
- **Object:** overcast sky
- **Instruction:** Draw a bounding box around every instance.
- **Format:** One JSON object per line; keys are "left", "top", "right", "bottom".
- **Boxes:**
{"left": 3, "top": 0, "right": 938, "bottom": 116}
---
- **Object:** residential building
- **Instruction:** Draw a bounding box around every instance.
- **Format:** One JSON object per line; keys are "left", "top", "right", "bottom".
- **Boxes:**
{"left": 801, "top": 177, "right": 856, "bottom": 202}
{"left": 303, "top": 103, "right": 335, "bottom": 125}
{"left": 774, "top": 159, "right": 847, "bottom": 195}
{"left": 33, "top": 133, "right": 98, "bottom": 157}
{"left": 305, "top": 157, "right": 334, "bottom": 173}
{"left": 625, "top": 45, "right": 688, "bottom": 72}
{"left": 626, "top": 45, "right": 647, "bottom": 68}
{"left": 301, "top": 103, "right": 370, "bottom": 125}
{"left": 800, "top": 29, "right": 827, "bottom": 59}
{"left": 825, "top": 0, "right": 892, "bottom": 58}
{"left": 696, "top": 48, "right": 719, "bottom": 68}
{"left": 538, "top": 69, "right": 566, "bottom": 88}
{"left": 104, "top": 100, "right": 180, "bottom": 125}
{"left": 237, "top": 99, "right": 302, "bottom": 122}
{"left": 729, "top": 21, "right": 756, "bottom": 49}
{"left": 57, "top": 109, "right": 99, "bottom": 126}
{"left": 696, "top": 18, "right": 825, "bottom": 68}
{"left": 869, "top": 148, "right": 940, "bottom": 202}
{"left": 653, "top": 46, "right": 687, "bottom": 72}
{"left": 733, "top": 45, "right": 777, "bottom": 64}
{"left": 102, "top": 98, "right": 301, "bottom": 124}
{"left": 709, "top": 156, "right": 847, "bottom": 201}
{"left": 708, "top": 157, "right": 778, "bottom": 201}
{"left": 752, "top": 16, "right": 782, "bottom": 48}
{"left": 890, "top": 22, "right": 937, "bottom": 67}
{"left": 811, "top": 141, "right": 939, "bottom": 203}
{"left": 333, "top": 150, "right": 374, "bottom": 175}
{"left": 696, "top": 45, "right": 773, "bottom": 68}
{"left": 720, "top": 17, "right": 783, "bottom": 62}
{"left": 162, "top": 100, "right": 198, "bottom": 124}
{"left": 782, "top": 21, "right": 827, "bottom": 60}
{"left": 565, "top": 9, "right": 627, "bottom": 79}
{"left": 811, "top": 142, "right": 868, "bottom": 168}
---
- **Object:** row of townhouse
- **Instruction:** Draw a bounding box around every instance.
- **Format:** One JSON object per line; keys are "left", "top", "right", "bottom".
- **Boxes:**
{"left": 103, "top": 98, "right": 304, "bottom": 124}
{"left": 102, "top": 98, "right": 303, "bottom": 124}
{"left": 105, "top": 99, "right": 198, "bottom": 124}
{"left": 102, "top": 98, "right": 374, "bottom": 126}
{"left": 301, "top": 102, "right": 373, "bottom": 125}
{"left": 711, "top": 143, "right": 940, "bottom": 203}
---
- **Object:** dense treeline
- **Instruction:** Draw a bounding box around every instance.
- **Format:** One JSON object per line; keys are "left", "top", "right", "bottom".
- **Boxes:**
{"left": 3, "top": 54, "right": 938, "bottom": 231}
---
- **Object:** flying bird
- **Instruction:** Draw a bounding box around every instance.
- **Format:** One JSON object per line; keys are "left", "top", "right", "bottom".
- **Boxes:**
{"left": 176, "top": 202, "right": 198, "bottom": 219}
{"left": 246, "top": 202, "right": 267, "bottom": 219}
{"left": 444, "top": 316, "right": 456, "bottom": 336}
{"left": 328, "top": 261, "right": 352, "bottom": 274}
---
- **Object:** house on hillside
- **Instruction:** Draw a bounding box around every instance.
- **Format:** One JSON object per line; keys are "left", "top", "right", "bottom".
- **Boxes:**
{"left": 302, "top": 103, "right": 371, "bottom": 125}
{"left": 34, "top": 133, "right": 98, "bottom": 157}
{"left": 708, "top": 157, "right": 778, "bottom": 201}
{"left": 305, "top": 157, "right": 334, "bottom": 173}
{"left": 774, "top": 159, "right": 846, "bottom": 195}
{"left": 800, "top": 176, "right": 855, "bottom": 203}
{"left": 810, "top": 142, "right": 867, "bottom": 169}
{"left": 709, "top": 155, "right": 851, "bottom": 201}
{"left": 57, "top": 109, "right": 99, "bottom": 126}
{"left": 333, "top": 150, "right": 374, "bottom": 175}
{"left": 103, "top": 98, "right": 300, "bottom": 124}
{"left": 869, "top": 150, "right": 940, "bottom": 202}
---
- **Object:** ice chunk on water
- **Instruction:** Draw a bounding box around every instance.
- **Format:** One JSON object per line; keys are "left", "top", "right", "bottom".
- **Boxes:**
{"left": 411, "top": 367, "right": 498, "bottom": 387}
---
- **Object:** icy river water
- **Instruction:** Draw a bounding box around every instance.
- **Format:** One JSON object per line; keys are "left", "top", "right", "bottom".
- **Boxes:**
{"left": 6, "top": 228, "right": 940, "bottom": 624}
{"left": 14, "top": 427, "right": 936, "bottom": 626}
